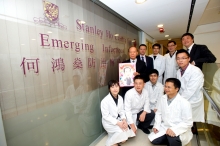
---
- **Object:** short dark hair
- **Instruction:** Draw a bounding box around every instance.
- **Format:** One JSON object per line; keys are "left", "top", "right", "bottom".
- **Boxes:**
{"left": 152, "top": 43, "right": 161, "bottom": 49}
{"left": 139, "top": 44, "right": 147, "bottom": 49}
{"left": 149, "top": 69, "right": 159, "bottom": 76}
{"left": 165, "top": 78, "right": 181, "bottom": 92}
{"left": 108, "top": 80, "right": 119, "bottom": 90}
{"left": 167, "top": 40, "right": 176, "bottom": 46}
{"left": 181, "top": 33, "right": 194, "bottom": 40}
{"left": 123, "top": 67, "right": 131, "bottom": 73}
{"left": 176, "top": 49, "right": 190, "bottom": 58}
{"left": 133, "top": 75, "right": 145, "bottom": 82}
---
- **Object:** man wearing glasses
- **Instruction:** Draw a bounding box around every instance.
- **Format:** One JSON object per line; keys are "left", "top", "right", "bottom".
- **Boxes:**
{"left": 163, "top": 41, "right": 179, "bottom": 84}
{"left": 176, "top": 49, "right": 204, "bottom": 133}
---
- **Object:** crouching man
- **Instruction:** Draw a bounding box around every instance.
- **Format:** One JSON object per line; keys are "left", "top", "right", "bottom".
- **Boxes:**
{"left": 148, "top": 78, "right": 193, "bottom": 146}
{"left": 124, "top": 75, "right": 155, "bottom": 135}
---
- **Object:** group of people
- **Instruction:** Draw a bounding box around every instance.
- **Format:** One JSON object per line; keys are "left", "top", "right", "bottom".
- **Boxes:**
{"left": 100, "top": 33, "right": 216, "bottom": 146}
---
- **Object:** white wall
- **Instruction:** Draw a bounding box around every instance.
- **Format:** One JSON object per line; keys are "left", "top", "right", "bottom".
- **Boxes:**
{"left": 139, "top": 31, "right": 154, "bottom": 44}
{"left": 194, "top": 22, "right": 220, "bottom": 63}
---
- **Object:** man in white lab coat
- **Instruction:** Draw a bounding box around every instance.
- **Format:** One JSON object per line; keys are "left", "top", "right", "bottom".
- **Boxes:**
{"left": 163, "top": 41, "right": 179, "bottom": 84}
{"left": 148, "top": 78, "right": 193, "bottom": 146}
{"left": 144, "top": 69, "right": 164, "bottom": 112}
{"left": 101, "top": 80, "right": 135, "bottom": 146}
{"left": 124, "top": 75, "right": 155, "bottom": 134}
{"left": 176, "top": 49, "right": 204, "bottom": 123}
{"left": 149, "top": 43, "right": 165, "bottom": 83}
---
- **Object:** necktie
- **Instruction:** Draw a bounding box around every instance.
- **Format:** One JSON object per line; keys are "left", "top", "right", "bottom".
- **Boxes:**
{"left": 132, "top": 60, "right": 135, "bottom": 63}
{"left": 141, "top": 57, "right": 144, "bottom": 61}
{"left": 187, "top": 49, "right": 189, "bottom": 53}
{"left": 153, "top": 56, "right": 157, "bottom": 60}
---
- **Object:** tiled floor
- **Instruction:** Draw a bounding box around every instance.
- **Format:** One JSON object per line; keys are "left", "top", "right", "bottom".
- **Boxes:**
{"left": 95, "top": 129, "right": 198, "bottom": 146}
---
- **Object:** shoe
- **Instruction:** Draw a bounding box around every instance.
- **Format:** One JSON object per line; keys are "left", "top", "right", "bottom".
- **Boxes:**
{"left": 137, "top": 124, "right": 143, "bottom": 130}
{"left": 142, "top": 128, "right": 150, "bottom": 134}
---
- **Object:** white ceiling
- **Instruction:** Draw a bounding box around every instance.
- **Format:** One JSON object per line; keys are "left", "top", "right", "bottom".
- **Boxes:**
{"left": 99, "top": 0, "right": 209, "bottom": 41}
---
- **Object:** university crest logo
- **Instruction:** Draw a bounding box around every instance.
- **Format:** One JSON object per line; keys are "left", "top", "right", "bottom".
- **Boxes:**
{"left": 33, "top": 0, "right": 67, "bottom": 30}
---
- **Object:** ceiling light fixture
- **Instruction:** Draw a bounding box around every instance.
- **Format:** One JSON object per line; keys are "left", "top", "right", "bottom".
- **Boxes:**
{"left": 168, "top": 38, "right": 172, "bottom": 40}
{"left": 135, "top": 0, "right": 147, "bottom": 4}
{"left": 165, "top": 35, "right": 169, "bottom": 37}
{"left": 114, "top": 34, "right": 119, "bottom": 36}
{"left": 157, "top": 24, "right": 163, "bottom": 28}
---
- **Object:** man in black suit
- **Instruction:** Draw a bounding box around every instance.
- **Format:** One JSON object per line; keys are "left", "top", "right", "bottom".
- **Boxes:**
{"left": 136, "top": 44, "right": 154, "bottom": 82}
{"left": 181, "top": 33, "right": 216, "bottom": 70}
{"left": 121, "top": 47, "right": 147, "bottom": 97}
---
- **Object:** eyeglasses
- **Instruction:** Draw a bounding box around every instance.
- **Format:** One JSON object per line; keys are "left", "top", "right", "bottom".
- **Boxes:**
{"left": 176, "top": 57, "right": 189, "bottom": 61}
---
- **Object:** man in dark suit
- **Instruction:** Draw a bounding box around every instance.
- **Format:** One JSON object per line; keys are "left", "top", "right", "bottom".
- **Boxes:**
{"left": 181, "top": 33, "right": 216, "bottom": 70}
{"left": 121, "top": 47, "right": 147, "bottom": 97}
{"left": 136, "top": 44, "right": 154, "bottom": 82}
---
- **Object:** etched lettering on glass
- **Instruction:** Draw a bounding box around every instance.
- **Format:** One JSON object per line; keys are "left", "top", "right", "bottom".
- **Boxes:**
{"left": 20, "top": 57, "right": 40, "bottom": 75}
{"left": 73, "top": 58, "right": 83, "bottom": 69}
{"left": 51, "top": 58, "right": 65, "bottom": 72}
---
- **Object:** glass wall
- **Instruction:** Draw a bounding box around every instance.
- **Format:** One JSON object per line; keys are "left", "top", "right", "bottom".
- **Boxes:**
{"left": 0, "top": 0, "right": 139, "bottom": 145}
{"left": 198, "top": 63, "right": 220, "bottom": 146}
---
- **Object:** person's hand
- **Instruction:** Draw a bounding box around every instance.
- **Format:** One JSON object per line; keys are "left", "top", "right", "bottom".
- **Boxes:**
{"left": 122, "top": 119, "right": 128, "bottom": 131}
{"left": 166, "top": 128, "right": 176, "bottom": 137}
{"left": 117, "top": 121, "right": 125, "bottom": 130}
{"left": 153, "top": 128, "right": 158, "bottom": 134}
{"left": 154, "top": 109, "right": 157, "bottom": 113}
{"left": 133, "top": 72, "right": 140, "bottom": 76}
{"left": 191, "top": 61, "right": 195, "bottom": 65}
{"left": 130, "top": 124, "right": 137, "bottom": 134}
{"left": 139, "top": 111, "right": 146, "bottom": 122}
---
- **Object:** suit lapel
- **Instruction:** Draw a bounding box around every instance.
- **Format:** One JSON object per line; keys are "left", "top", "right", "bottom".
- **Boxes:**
{"left": 190, "top": 44, "right": 196, "bottom": 62}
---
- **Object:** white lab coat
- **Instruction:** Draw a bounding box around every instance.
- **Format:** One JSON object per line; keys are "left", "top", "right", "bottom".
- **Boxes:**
{"left": 163, "top": 52, "right": 179, "bottom": 84}
{"left": 148, "top": 93, "right": 193, "bottom": 146}
{"left": 101, "top": 93, "right": 135, "bottom": 146}
{"left": 177, "top": 64, "right": 205, "bottom": 122}
{"left": 149, "top": 54, "right": 165, "bottom": 83}
{"left": 124, "top": 88, "right": 151, "bottom": 125}
{"left": 144, "top": 81, "right": 164, "bottom": 110}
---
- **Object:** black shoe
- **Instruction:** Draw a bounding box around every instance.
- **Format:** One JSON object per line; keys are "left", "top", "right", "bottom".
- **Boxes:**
{"left": 137, "top": 124, "right": 143, "bottom": 130}
{"left": 142, "top": 128, "right": 150, "bottom": 134}
{"left": 148, "top": 125, "right": 153, "bottom": 129}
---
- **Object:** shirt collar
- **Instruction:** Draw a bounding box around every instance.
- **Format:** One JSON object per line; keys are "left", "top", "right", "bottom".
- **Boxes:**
{"left": 187, "top": 43, "right": 194, "bottom": 51}
{"left": 180, "top": 63, "right": 189, "bottom": 72}
{"left": 140, "top": 55, "right": 145, "bottom": 58}
{"left": 130, "top": 58, "right": 137, "bottom": 63}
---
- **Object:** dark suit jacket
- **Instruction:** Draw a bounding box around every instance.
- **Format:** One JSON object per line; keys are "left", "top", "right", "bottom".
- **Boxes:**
{"left": 120, "top": 59, "right": 147, "bottom": 98}
{"left": 137, "top": 55, "right": 154, "bottom": 81}
{"left": 190, "top": 44, "right": 216, "bottom": 70}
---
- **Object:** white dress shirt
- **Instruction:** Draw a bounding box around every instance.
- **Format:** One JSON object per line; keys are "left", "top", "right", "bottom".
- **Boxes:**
{"left": 187, "top": 43, "right": 194, "bottom": 54}
{"left": 130, "top": 58, "right": 137, "bottom": 64}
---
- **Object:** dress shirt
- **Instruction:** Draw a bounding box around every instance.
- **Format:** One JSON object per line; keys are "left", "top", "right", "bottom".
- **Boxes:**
{"left": 187, "top": 43, "right": 194, "bottom": 54}
{"left": 130, "top": 58, "right": 137, "bottom": 64}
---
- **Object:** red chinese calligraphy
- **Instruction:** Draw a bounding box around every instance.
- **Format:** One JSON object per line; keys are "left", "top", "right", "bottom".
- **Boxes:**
{"left": 73, "top": 58, "right": 83, "bottom": 69}
{"left": 88, "top": 57, "right": 95, "bottom": 68}
{"left": 20, "top": 57, "right": 39, "bottom": 75}
{"left": 51, "top": 58, "right": 65, "bottom": 72}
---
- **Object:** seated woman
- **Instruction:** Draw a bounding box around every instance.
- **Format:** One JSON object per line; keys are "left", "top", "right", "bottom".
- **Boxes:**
{"left": 101, "top": 80, "right": 135, "bottom": 146}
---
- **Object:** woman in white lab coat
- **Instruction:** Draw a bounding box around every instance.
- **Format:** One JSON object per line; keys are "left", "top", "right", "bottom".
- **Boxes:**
{"left": 149, "top": 43, "right": 165, "bottom": 83}
{"left": 176, "top": 49, "right": 205, "bottom": 122}
{"left": 101, "top": 80, "right": 135, "bottom": 146}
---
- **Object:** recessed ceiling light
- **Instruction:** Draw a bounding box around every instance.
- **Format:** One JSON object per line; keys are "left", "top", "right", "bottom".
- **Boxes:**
{"left": 80, "top": 21, "right": 86, "bottom": 24}
{"left": 165, "top": 35, "right": 169, "bottom": 37}
{"left": 135, "top": 0, "right": 147, "bottom": 4}
{"left": 157, "top": 24, "right": 163, "bottom": 28}
{"left": 168, "top": 38, "right": 172, "bottom": 40}
{"left": 80, "top": 38, "right": 84, "bottom": 40}
{"left": 47, "top": 31, "right": 52, "bottom": 33}
{"left": 114, "top": 34, "right": 119, "bottom": 36}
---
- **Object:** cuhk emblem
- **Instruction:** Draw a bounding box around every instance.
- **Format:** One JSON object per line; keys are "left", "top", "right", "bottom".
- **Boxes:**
{"left": 43, "top": 1, "right": 59, "bottom": 22}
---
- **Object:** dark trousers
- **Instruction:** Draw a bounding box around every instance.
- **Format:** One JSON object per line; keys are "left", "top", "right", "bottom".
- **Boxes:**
{"left": 152, "top": 134, "right": 182, "bottom": 146}
{"left": 137, "top": 110, "right": 155, "bottom": 129}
